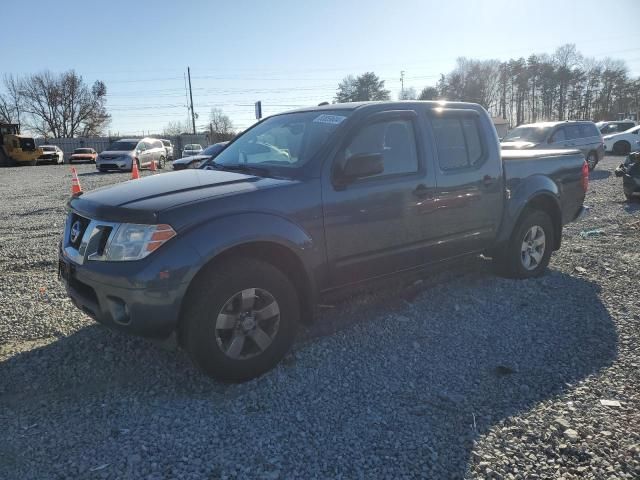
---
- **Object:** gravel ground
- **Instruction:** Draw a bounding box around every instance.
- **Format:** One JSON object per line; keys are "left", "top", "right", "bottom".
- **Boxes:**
{"left": 0, "top": 157, "right": 638, "bottom": 479}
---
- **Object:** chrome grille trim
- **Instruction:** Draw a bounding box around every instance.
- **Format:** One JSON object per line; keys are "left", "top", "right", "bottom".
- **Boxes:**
{"left": 62, "top": 213, "right": 120, "bottom": 265}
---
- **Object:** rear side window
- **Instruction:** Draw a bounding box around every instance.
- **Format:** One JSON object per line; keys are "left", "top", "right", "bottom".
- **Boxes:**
{"left": 344, "top": 119, "right": 418, "bottom": 177}
{"left": 565, "top": 125, "right": 582, "bottom": 140}
{"left": 579, "top": 123, "right": 599, "bottom": 138}
{"left": 432, "top": 115, "right": 485, "bottom": 171}
{"left": 153, "top": 140, "right": 163, "bottom": 149}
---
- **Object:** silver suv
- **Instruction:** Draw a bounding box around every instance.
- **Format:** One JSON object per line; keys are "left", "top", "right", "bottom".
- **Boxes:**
{"left": 501, "top": 121, "right": 604, "bottom": 171}
{"left": 160, "top": 139, "right": 174, "bottom": 160}
{"left": 96, "top": 138, "right": 167, "bottom": 172}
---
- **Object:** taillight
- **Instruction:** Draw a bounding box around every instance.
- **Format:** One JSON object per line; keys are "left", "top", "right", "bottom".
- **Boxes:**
{"left": 581, "top": 161, "right": 589, "bottom": 193}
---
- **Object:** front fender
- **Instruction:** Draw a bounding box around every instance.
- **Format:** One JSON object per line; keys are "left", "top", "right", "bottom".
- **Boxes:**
{"left": 181, "top": 212, "right": 320, "bottom": 289}
{"left": 497, "top": 174, "right": 561, "bottom": 246}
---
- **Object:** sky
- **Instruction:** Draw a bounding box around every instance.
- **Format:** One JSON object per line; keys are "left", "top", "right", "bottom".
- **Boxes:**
{"left": 5, "top": 0, "right": 640, "bottom": 136}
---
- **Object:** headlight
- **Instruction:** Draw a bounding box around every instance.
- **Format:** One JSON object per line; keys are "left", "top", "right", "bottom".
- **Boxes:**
{"left": 102, "top": 224, "right": 176, "bottom": 261}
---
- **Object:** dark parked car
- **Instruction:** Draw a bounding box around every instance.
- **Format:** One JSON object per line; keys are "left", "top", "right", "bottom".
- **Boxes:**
{"left": 172, "top": 142, "right": 228, "bottom": 170}
{"left": 615, "top": 152, "right": 640, "bottom": 201}
{"left": 501, "top": 121, "right": 604, "bottom": 171}
{"left": 59, "top": 101, "right": 588, "bottom": 381}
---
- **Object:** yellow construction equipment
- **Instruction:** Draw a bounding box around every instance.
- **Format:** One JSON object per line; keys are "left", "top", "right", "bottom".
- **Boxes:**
{"left": 0, "top": 123, "right": 43, "bottom": 167}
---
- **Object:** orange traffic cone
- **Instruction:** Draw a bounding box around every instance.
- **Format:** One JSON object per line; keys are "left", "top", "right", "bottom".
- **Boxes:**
{"left": 150, "top": 159, "right": 157, "bottom": 172}
{"left": 71, "top": 167, "right": 82, "bottom": 195}
{"left": 131, "top": 159, "right": 140, "bottom": 180}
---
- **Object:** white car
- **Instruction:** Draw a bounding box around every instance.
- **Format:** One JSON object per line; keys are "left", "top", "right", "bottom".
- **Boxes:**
{"left": 182, "top": 144, "right": 203, "bottom": 158}
{"left": 596, "top": 120, "right": 636, "bottom": 136}
{"left": 603, "top": 125, "right": 640, "bottom": 155}
{"left": 37, "top": 145, "right": 64, "bottom": 165}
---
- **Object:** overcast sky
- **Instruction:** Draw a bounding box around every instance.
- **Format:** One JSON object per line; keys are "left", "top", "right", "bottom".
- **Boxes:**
{"left": 6, "top": 0, "right": 640, "bottom": 135}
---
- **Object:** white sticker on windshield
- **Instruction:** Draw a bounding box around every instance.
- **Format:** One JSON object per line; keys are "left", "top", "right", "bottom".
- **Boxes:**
{"left": 313, "top": 114, "right": 347, "bottom": 125}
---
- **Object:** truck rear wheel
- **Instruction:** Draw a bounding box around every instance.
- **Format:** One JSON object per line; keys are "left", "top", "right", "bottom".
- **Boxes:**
{"left": 182, "top": 257, "right": 299, "bottom": 382}
{"left": 496, "top": 209, "right": 554, "bottom": 279}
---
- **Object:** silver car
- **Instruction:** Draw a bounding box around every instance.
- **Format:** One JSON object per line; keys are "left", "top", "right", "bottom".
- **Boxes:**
{"left": 182, "top": 144, "right": 203, "bottom": 158}
{"left": 96, "top": 138, "right": 167, "bottom": 172}
{"left": 501, "top": 121, "right": 604, "bottom": 171}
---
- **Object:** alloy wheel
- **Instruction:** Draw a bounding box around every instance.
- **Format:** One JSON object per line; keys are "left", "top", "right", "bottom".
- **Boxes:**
{"left": 520, "top": 225, "right": 546, "bottom": 271}
{"left": 214, "top": 288, "right": 281, "bottom": 360}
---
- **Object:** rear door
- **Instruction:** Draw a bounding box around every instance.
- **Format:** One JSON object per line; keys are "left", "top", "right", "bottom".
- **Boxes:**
{"left": 138, "top": 141, "right": 151, "bottom": 166}
{"left": 426, "top": 108, "right": 504, "bottom": 256}
{"left": 322, "top": 109, "right": 438, "bottom": 286}
{"left": 563, "top": 124, "right": 588, "bottom": 157}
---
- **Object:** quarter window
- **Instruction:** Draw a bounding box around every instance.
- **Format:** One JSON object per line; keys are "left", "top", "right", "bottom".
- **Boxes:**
{"left": 344, "top": 119, "right": 419, "bottom": 178}
{"left": 432, "top": 115, "right": 485, "bottom": 171}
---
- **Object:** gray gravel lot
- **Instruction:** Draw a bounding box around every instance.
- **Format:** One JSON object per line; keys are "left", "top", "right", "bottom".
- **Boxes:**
{"left": 0, "top": 157, "right": 638, "bottom": 479}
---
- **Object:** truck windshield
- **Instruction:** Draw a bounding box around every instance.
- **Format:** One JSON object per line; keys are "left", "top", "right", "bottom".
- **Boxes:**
{"left": 211, "top": 110, "right": 351, "bottom": 175}
{"left": 503, "top": 126, "right": 551, "bottom": 143}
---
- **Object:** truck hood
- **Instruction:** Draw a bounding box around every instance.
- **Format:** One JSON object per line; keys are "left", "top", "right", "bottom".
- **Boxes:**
{"left": 501, "top": 141, "right": 538, "bottom": 150}
{"left": 172, "top": 154, "right": 210, "bottom": 166}
{"left": 69, "top": 169, "right": 292, "bottom": 224}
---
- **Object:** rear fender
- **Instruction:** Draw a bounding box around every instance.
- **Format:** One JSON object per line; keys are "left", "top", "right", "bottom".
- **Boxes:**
{"left": 497, "top": 175, "right": 562, "bottom": 249}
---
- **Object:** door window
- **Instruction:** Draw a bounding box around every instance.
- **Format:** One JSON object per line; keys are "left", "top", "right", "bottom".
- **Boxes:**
{"left": 343, "top": 119, "right": 418, "bottom": 178}
{"left": 550, "top": 128, "right": 566, "bottom": 143}
{"left": 431, "top": 115, "right": 485, "bottom": 171}
{"left": 565, "top": 125, "right": 582, "bottom": 140}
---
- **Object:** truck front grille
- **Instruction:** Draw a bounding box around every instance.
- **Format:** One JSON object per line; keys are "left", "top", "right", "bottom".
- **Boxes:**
{"left": 63, "top": 213, "right": 119, "bottom": 265}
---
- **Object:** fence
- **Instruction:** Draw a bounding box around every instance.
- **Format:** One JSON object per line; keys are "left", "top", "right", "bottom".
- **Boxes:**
{"left": 35, "top": 134, "right": 210, "bottom": 160}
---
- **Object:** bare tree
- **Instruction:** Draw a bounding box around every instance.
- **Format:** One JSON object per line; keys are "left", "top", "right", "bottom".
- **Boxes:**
{"left": 398, "top": 87, "right": 417, "bottom": 100}
{"left": 163, "top": 120, "right": 190, "bottom": 136}
{"left": 0, "top": 75, "right": 22, "bottom": 124}
{"left": 19, "top": 70, "right": 110, "bottom": 138}
{"left": 209, "top": 108, "right": 234, "bottom": 141}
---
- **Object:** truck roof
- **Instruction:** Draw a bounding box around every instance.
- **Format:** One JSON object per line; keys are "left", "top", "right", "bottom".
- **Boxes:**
{"left": 283, "top": 100, "right": 483, "bottom": 115}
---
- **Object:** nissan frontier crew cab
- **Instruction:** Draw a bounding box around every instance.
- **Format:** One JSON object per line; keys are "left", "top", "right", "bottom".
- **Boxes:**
{"left": 59, "top": 101, "right": 589, "bottom": 381}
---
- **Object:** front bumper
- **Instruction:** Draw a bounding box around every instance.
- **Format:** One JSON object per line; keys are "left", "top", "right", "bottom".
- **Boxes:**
{"left": 58, "top": 213, "right": 202, "bottom": 338}
{"left": 96, "top": 158, "right": 132, "bottom": 171}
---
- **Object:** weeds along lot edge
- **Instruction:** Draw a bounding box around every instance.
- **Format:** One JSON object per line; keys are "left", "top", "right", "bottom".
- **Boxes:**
{"left": 0, "top": 158, "right": 639, "bottom": 479}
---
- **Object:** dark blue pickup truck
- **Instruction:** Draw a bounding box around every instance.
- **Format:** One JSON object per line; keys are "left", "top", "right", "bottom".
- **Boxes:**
{"left": 59, "top": 101, "right": 588, "bottom": 381}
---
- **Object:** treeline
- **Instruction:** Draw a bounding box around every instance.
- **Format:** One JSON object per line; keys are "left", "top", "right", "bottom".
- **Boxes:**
{"left": 423, "top": 44, "right": 639, "bottom": 126}
{"left": 0, "top": 71, "right": 110, "bottom": 138}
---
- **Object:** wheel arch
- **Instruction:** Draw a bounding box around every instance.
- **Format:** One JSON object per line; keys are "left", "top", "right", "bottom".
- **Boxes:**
{"left": 497, "top": 176, "right": 563, "bottom": 251}
{"left": 178, "top": 238, "right": 317, "bottom": 343}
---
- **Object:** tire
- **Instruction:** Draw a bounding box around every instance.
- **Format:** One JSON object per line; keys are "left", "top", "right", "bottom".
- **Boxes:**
{"left": 495, "top": 209, "right": 554, "bottom": 279}
{"left": 182, "top": 258, "right": 299, "bottom": 382}
{"left": 586, "top": 151, "right": 598, "bottom": 171}
{"left": 158, "top": 156, "right": 166, "bottom": 169}
{"left": 613, "top": 141, "right": 631, "bottom": 155}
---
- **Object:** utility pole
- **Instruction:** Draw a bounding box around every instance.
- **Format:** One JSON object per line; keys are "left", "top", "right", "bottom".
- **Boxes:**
{"left": 400, "top": 71, "right": 405, "bottom": 99}
{"left": 187, "top": 67, "right": 196, "bottom": 135}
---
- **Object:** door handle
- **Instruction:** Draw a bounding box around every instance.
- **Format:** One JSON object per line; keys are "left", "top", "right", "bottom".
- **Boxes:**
{"left": 413, "top": 184, "right": 432, "bottom": 198}
{"left": 482, "top": 175, "right": 495, "bottom": 187}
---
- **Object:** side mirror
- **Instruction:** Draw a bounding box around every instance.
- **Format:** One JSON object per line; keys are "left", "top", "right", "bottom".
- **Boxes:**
{"left": 341, "top": 152, "right": 384, "bottom": 181}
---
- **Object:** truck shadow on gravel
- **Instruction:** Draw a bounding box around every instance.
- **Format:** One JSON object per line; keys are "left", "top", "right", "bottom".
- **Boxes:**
{"left": 0, "top": 260, "right": 618, "bottom": 478}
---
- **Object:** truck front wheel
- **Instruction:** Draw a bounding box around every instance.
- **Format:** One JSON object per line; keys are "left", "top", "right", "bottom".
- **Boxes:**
{"left": 182, "top": 258, "right": 299, "bottom": 382}
{"left": 496, "top": 209, "right": 554, "bottom": 279}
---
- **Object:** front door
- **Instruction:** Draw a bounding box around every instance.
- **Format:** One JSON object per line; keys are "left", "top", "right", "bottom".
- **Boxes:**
{"left": 322, "top": 110, "right": 437, "bottom": 287}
